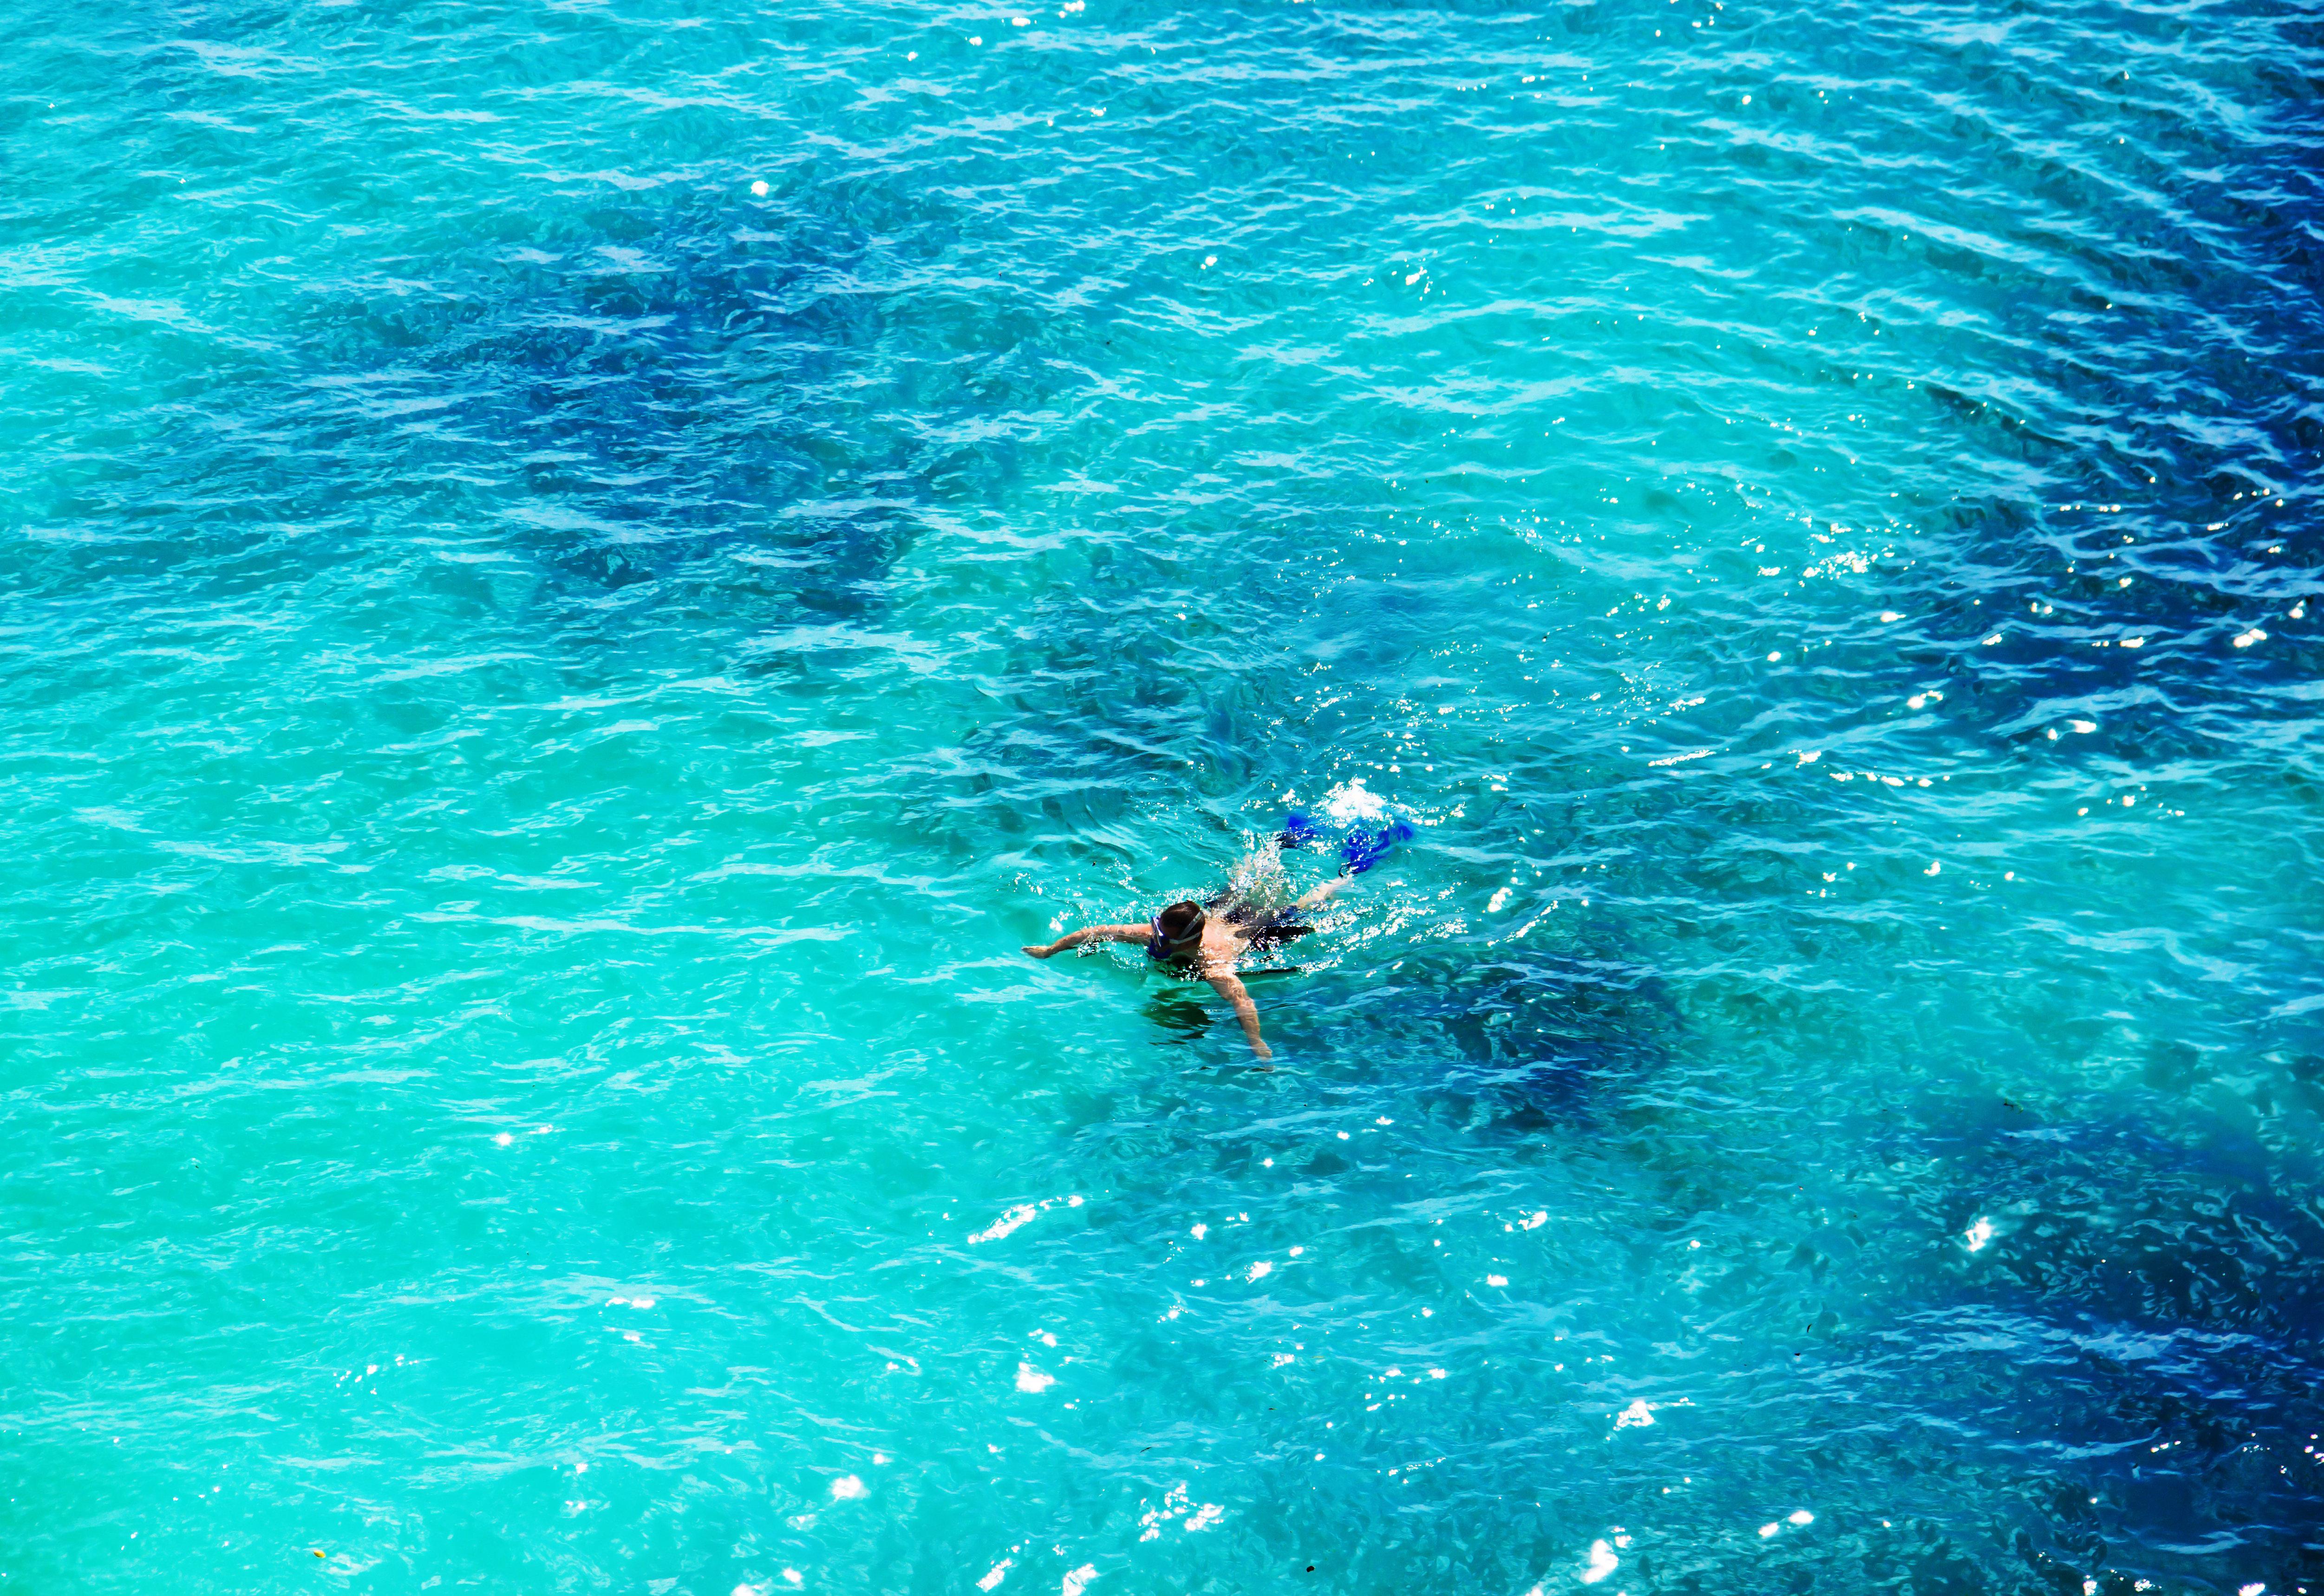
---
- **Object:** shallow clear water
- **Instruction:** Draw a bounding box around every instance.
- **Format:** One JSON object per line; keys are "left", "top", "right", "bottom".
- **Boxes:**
{"left": 4, "top": 0, "right": 2322, "bottom": 1590}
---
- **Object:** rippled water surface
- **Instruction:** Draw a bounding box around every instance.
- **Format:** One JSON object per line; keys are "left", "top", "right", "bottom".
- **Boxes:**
{"left": 5, "top": 0, "right": 2323, "bottom": 1589}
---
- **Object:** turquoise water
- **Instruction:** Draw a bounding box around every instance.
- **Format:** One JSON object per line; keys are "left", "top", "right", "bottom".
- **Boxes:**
{"left": 5, "top": 0, "right": 2322, "bottom": 1589}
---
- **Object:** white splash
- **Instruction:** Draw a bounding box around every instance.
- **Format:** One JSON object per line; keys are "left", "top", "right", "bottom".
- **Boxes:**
{"left": 1061, "top": 1565, "right": 1097, "bottom": 1596}
{"left": 1016, "top": 1362, "right": 1056, "bottom": 1393}
{"left": 829, "top": 1475, "right": 866, "bottom": 1501}
{"left": 1319, "top": 779, "right": 1389, "bottom": 824}
{"left": 1615, "top": 1399, "right": 1656, "bottom": 1429}
{"left": 1246, "top": 1260, "right": 1272, "bottom": 1283}
{"left": 1185, "top": 1503, "right": 1223, "bottom": 1531}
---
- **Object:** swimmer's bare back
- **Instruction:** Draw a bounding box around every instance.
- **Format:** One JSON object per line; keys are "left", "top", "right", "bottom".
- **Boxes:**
{"left": 1021, "top": 873, "right": 1354, "bottom": 1062}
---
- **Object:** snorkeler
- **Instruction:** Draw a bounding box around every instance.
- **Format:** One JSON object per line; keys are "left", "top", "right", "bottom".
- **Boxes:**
{"left": 1021, "top": 876, "right": 1351, "bottom": 1061}
{"left": 1020, "top": 814, "right": 1410, "bottom": 1060}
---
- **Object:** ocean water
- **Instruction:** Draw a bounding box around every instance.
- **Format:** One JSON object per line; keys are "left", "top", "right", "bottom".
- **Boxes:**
{"left": 4, "top": 0, "right": 2322, "bottom": 1589}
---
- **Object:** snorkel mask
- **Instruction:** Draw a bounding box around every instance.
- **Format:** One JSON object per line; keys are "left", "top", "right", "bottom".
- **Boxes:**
{"left": 1147, "top": 909, "right": 1205, "bottom": 959}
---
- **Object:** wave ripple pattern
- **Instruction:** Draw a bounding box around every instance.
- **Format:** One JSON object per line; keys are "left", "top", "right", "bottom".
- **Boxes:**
{"left": 1, "top": 0, "right": 2319, "bottom": 1592}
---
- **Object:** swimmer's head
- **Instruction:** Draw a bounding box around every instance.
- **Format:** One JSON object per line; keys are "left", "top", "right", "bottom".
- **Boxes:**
{"left": 1153, "top": 900, "right": 1206, "bottom": 949}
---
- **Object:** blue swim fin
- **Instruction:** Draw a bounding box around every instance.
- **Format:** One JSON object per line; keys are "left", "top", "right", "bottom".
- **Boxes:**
{"left": 1338, "top": 819, "right": 1413, "bottom": 875}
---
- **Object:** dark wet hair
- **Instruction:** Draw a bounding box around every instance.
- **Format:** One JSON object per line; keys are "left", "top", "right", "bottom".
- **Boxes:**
{"left": 1156, "top": 901, "right": 1205, "bottom": 940}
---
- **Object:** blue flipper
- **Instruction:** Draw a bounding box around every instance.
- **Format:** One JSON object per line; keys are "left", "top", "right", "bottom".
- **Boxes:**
{"left": 1338, "top": 819, "right": 1412, "bottom": 875}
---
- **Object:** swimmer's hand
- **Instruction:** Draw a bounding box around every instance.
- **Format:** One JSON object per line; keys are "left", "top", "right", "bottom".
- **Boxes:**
{"left": 1022, "top": 944, "right": 1055, "bottom": 959}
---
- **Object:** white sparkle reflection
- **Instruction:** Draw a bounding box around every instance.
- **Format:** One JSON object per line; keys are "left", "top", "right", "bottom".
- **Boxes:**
{"left": 1581, "top": 1540, "right": 1619, "bottom": 1584}
{"left": 1016, "top": 1362, "right": 1056, "bottom": 1393}
{"left": 1060, "top": 1564, "right": 1097, "bottom": 1596}
{"left": 971, "top": 1205, "right": 1038, "bottom": 1244}
{"left": 830, "top": 1475, "right": 866, "bottom": 1501}
{"left": 1615, "top": 1400, "right": 1656, "bottom": 1429}
{"left": 1965, "top": 1217, "right": 1995, "bottom": 1252}
{"left": 1788, "top": 1510, "right": 1813, "bottom": 1525}
{"left": 977, "top": 1561, "right": 1012, "bottom": 1591}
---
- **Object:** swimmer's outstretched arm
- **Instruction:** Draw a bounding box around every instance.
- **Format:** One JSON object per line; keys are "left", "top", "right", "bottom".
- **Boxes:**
{"left": 1205, "top": 972, "right": 1273, "bottom": 1061}
{"left": 1023, "top": 925, "right": 1148, "bottom": 959}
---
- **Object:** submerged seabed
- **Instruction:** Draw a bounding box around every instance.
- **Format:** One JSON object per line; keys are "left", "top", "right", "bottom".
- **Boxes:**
{"left": 2, "top": 0, "right": 2321, "bottom": 1591}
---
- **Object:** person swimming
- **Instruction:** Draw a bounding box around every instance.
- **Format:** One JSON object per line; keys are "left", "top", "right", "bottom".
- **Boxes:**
{"left": 1020, "top": 837, "right": 1371, "bottom": 1061}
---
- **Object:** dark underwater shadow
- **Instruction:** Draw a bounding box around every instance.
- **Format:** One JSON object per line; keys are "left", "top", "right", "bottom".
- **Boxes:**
{"left": 344, "top": 169, "right": 1078, "bottom": 651}
{"left": 1808, "top": 1091, "right": 2324, "bottom": 1594}
{"left": 14, "top": 163, "right": 1087, "bottom": 669}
